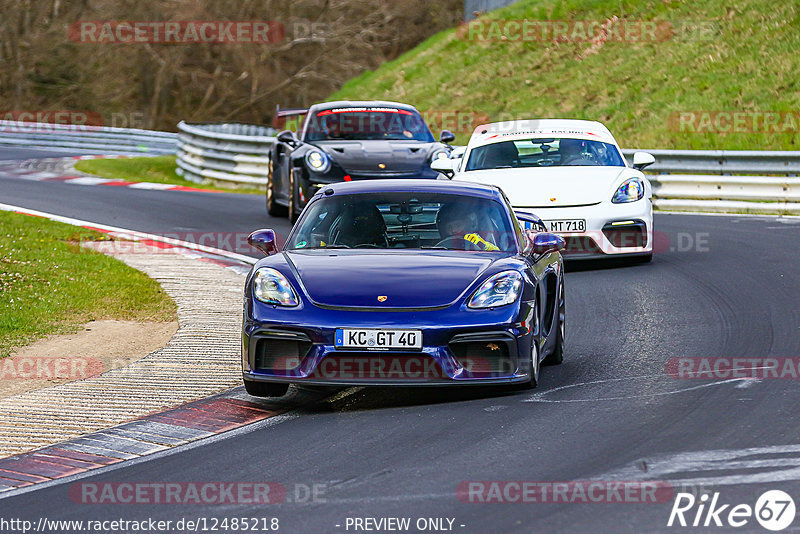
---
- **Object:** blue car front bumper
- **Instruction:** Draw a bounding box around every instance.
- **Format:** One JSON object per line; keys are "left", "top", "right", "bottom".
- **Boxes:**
{"left": 242, "top": 300, "right": 536, "bottom": 387}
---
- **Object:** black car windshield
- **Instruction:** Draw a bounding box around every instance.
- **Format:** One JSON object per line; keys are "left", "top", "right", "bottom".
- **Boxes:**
{"left": 465, "top": 138, "right": 625, "bottom": 170}
{"left": 287, "top": 192, "right": 517, "bottom": 252}
{"left": 303, "top": 107, "right": 435, "bottom": 142}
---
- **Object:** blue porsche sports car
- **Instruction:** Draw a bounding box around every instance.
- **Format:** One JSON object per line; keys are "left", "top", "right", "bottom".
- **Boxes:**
{"left": 242, "top": 179, "right": 566, "bottom": 397}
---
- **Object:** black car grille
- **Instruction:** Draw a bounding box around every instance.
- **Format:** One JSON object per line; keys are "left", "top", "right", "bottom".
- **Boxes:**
{"left": 254, "top": 336, "right": 312, "bottom": 372}
{"left": 449, "top": 333, "right": 516, "bottom": 376}
{"left": 602, "top": 221, "right": 647, "bottom": 248}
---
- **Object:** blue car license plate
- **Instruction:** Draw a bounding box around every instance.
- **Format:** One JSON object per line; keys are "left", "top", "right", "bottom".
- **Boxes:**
{"left": 335, "top": 329, "right": 422, "bottom": 350}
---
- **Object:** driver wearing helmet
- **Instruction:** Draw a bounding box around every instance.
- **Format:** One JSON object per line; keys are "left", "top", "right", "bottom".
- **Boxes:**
{"left": 436, "top": 202, "right": 500, "bottom": 251}
{"left": 559, "top": 138, "right": 593, "bottom": 166}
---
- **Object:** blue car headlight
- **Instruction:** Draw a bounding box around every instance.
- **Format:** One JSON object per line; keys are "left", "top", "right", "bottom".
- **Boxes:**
{"left": 612, "top": 178, "right": 645, "bottom": 203}
{"left": 467, "top": 271, "right": 523, "bottom": 309}
{"left": 305, "top": 150, "right": 331, "bottom": 174}
{"left": 253, "top": 268, "right": 299, "bottom": 307}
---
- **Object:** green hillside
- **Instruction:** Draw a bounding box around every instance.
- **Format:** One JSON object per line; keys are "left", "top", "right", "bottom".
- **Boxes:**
{"left": 330, "top": 0, "right": 800, "bottom": 149}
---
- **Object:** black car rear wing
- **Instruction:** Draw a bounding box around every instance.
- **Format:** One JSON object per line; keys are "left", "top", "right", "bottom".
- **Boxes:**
{"left": 273, "top": 105, "right": 309, "bottom": 130}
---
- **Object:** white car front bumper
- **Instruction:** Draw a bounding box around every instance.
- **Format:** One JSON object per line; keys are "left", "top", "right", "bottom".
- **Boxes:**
{"left": 516, "top": 198, "right": 653, "bottom": 258}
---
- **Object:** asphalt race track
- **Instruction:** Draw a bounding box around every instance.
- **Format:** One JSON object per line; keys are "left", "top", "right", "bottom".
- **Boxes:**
{"left": 1, "top": 152, "right": 800, "bottom": 532}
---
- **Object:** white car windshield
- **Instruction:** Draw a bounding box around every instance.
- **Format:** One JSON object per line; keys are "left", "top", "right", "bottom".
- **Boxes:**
{"left": 465, "top": 138, "right": 625, "bottom": 170}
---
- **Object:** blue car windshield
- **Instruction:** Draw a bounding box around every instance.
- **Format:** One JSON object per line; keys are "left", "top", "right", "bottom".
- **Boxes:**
{"left": 465, "top": 138, "right": 625, "bottom": 170}
{"left": 303, "top": 107, "right": 435, "bottom": 142}
{"left": 288, "top": 192, "right": 518, "bottom": 252}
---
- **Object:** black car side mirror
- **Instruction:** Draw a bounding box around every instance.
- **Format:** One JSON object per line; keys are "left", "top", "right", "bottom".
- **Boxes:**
{"left": 439, "top": 130, "right": 456, "bottom": 144}
{"left": 277, "top": 130, "right": 298, "bottom": 146}
{"left": 248, "top": 229, "right": 278, "bottom": 256}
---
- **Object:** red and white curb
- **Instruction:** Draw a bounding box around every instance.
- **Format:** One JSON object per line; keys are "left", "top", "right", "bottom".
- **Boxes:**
{"left": 0, "top": 392, "right": 282, "bottom": 493}
{"left": 0, "top": 156, "right": 223, "bottom": 193}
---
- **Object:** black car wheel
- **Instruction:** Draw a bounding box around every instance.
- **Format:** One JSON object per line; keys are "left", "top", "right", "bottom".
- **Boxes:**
{"left": 267, "top": 172, "right": 288, "bottom": 217}
{"left": 267, "top": 147, "right": 288, "bottom": 217}
{"left": 288, "top": 169, "right": 301, "bottom": 224}
{"left": 243, "top": 379, "right": 289, "bottom": 398}
{"left": 521, "top": 334, "right": 540, "bottom": 389}
{"left": 543, "top": 278, "right": 565, "bottom": 366}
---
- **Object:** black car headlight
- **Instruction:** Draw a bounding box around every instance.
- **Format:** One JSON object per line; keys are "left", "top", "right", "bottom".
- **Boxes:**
{"left": 253, "top": 268, "right": 299, "bottom": 307}
{"left": 305, "top": 150, "right": 331, "bottom": 174}
{"left": 431, "top": 149, "right": 450, "bottom": 163}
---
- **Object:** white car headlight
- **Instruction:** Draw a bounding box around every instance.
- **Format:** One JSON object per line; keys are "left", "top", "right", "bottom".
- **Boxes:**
{"left": 253, "top": 268, "right": 299, "bottom": 307}
{"left": 305, "top": 150, "right": 331, "bottom": 174}
{"left": 612, "top": 178, "right": 645, "bottom": 203}
{"left": 467, "top": 271, "right": 523, "bottom": 309}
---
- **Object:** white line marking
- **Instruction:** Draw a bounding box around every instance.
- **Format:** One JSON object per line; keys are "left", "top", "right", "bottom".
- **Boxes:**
{"left": 0, "top": 202, "right": 256, "bottom": 265}
{"left": 524, "top": 374, "right": 749, "bottom": 403}
{"left": 127, "top": 182, "right": 179, "bottom": 190}
{"left": 598, "top": 443, "right": 800, "bottom": 488}
{"left": 734, "top": 378, "right": 762, "bottom": 389}
{"left": 63, "top": 177, "right": 114, "bottom": 185}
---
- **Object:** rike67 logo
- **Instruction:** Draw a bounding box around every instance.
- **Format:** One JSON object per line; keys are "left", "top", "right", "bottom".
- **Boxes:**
{"left": 668, "top": 490, "right": 795, "bottom": 531}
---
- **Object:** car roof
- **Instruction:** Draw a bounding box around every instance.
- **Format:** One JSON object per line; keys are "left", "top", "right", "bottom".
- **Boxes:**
{"left": 309, "top": 100, "right": 420, "bottom": 114}
{"left": 468, "top": 118, "right": 617, "bottom": 146}
{"left": 313, "top": 179, "right": 505, "bottom": 201}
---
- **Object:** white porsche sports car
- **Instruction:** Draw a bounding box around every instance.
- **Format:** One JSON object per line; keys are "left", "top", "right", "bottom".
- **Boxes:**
{"left": 432, "top": 119, "right": 655, "bottom": 261}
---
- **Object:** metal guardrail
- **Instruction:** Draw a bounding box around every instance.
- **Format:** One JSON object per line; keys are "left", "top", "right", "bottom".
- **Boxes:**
{"left": 619, "top": 149, "right": 800, "bottom": 214}
{"left": 171, "top": 125, "right": 800, "bottom": 213}
{"left": 620, "top": 148, "right": 800, "bottom": 176}
{"left": 175, "top": 122, "right": 276, "bottom": 186}
{"left": 0, "top": 120, "right": 177, "bottom": 155}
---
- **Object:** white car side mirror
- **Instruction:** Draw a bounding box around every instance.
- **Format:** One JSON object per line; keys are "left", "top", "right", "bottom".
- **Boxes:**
{"left": 431, "top": 157, "right": 455, "bottom": 174}
{"left": 632, "top": 151, "right": 655, "bottom": 170}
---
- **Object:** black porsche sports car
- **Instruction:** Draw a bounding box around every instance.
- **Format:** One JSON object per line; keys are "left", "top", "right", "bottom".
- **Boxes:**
{"left": 267, "top": 100, "right": 455, "bottom": 221}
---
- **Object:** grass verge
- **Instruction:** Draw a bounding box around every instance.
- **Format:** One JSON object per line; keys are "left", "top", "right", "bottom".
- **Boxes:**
{"left": 74, "top": 156, "right": 264, "bottom": 195}
{"left": 0, "top": 211, "right": 177, "bottom": 357}
{"left": 330, "top": 0, "right": 800, "bottom": 150}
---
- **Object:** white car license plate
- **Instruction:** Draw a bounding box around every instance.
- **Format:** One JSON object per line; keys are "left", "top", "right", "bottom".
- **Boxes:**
{"left": 544, "top": 219, "right": 586, "bottom": 233}
{"left": 335, "top": 329, "right": 422, "bottom": 350}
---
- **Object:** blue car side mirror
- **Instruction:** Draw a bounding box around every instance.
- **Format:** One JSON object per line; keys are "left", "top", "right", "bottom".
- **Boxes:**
{"left": 515, "top": 211, "right": 547, "bottom": 232}
{"left": 531, "top": 232, "right": 566, "bottom": 255}
{"left": 248, "top": 229, "right": 278, "bottom": 256}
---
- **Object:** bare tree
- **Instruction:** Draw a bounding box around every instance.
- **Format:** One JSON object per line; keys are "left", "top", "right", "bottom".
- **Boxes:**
{"left": 0, "top": 0, "right": 462, "bottom": 130}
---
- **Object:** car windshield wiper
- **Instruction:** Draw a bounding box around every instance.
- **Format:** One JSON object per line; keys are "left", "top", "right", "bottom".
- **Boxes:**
{"left": 419, "top": 246, "right": 449, "bottom": 249}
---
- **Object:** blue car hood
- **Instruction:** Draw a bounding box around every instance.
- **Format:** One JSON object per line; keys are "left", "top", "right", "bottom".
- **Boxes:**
{"left": 285, "top": 250, "right": 499, "bottom": 308}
